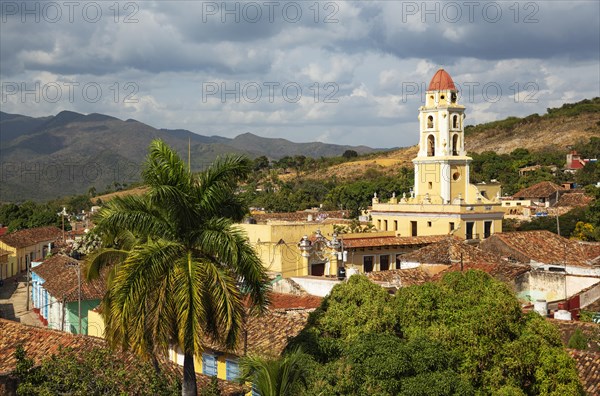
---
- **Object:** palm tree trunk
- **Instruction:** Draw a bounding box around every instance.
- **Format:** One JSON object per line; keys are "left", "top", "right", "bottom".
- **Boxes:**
{"left": 182, "top": 353, "right": 197, "bottom": 396}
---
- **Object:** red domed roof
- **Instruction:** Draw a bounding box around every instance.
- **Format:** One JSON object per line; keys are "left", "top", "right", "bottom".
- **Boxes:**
{"left": 428, "top": 69, "right": 456, "bottom": 91}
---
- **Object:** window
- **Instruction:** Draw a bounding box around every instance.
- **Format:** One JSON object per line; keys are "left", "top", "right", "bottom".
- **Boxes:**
{"left": 363, "top": 256, "right": 374, "bottom": 273}
{"left": 393, "top": 220, "right": 398, "bottom": 231}
{"left": 449, "top": 222, "right": 455, "bottom": 232}
{"left": 384, "top": 220, "right": 388, "bottom": 231}
{"left": 427, "top": 221, "right": 432, "bottom": 227}
{"left": 452, "top": 134, "right": 459, "bottom": 155}
{"left": 226, "top": 359, "right": 239, "bottom": 381}
{"left": 377, "top": 219, "right": 382, "bottom": 229}
{"left": 379, "top": 255, "right": 390, "bottom": 271}
{"left": 411, "top": 221, "right": 417, "bottom": 237}
{"left": 466, "top": 222, "right": 475, "bottom": 240}
{"left": 451, "top": 92, "right": 457, "bottom": 103}
{"left": 427, "top": 115, "right": 434, "bottom": 129}
{"left": 395, "top": 253, "right": 404, "bottom": 269}
{"left": 427, "top": 135, "right": 435, "bottom": 156}
{"left": 202, "top": 354, "right": 217, "bottom": 376}
{"left": 428, "top": 182, "right": 433, "bottom": 190}
{"left": 484, "top": 221, "right": 492, "bottom": 239}
{"left": 452, "top": 115, "right": 458, "bottom": 129}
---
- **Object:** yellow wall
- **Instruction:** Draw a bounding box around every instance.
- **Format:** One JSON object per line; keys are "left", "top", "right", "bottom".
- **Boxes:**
{"left": 237, "top": 223, "right": 335, "bottom": 277}
{"left": 0, "top": 240, "right": 53, "bottom": 280}
{"left": 371, "top": 212, "right": 502, "bottom": 240}
{"left": 87, "top": 309, "right": 105, "bottom": 338}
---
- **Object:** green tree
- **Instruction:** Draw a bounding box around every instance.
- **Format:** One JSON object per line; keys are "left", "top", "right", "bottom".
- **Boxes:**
{"left": 567, "top": 329, "right": 588, "bottom": 350}
{"left": 91, "top": 140, "right": 268, "bottom": 396}
{"left": 342, "top": 150, "right": 358, "bottom": 159}
{"left": 239, "top": 349, "right": 311, "bottom": 396}
{"left": 291, "top": 272, "right": 584, "bottom": 395}
{"left": 13, "top": 345, "right": 179, "bottom": 395}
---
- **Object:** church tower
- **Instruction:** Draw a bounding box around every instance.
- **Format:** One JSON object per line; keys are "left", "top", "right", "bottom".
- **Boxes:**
{"left": 413, "top": 69, "right": 470, "bottom": 204}
{"left": 369, "top": 68, "right": 504, "bottom": 240}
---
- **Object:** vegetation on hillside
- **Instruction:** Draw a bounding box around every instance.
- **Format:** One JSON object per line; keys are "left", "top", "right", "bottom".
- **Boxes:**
{"left": 282, "top": 272, "right": 584, "bottom": 395}
{"left": 465, "top": 97, "right": 600, "bottom": 136}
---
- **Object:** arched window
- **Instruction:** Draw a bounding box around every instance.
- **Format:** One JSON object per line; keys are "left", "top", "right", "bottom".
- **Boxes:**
{"left": 427, "top": 135, "right": 435, "bottom": 157}
{"left": 452, "top": 134, "right": 459, "bottom": 156}
{"left": 451, "top": 93, "right": 457, "bottom": 103}
{"left": 427, "top": 115, "right": 433, "bottom": 129}
{"left": 452, "top": 114, "right": 458, "bottom": 129}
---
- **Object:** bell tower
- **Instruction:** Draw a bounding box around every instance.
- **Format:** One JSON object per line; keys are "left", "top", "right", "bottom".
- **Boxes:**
{"left": 413, "top": 69, "right": 470, "bottom": 204}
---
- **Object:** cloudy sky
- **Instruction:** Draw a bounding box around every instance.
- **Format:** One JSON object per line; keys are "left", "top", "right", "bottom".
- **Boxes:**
{"left": 1, "top": 0, "right": 599, "bottom": 148}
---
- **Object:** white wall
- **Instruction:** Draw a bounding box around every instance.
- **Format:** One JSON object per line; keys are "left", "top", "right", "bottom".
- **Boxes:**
{"left": 290, "top": 277, "right": 341, "bottom": 297}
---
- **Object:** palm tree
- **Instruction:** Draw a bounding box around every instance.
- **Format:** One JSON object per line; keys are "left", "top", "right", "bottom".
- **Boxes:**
{"left": 90, "top": 140, "right": 268, "bottom": 396}
{"left": 239, "top": 349, "right": 310, "bottom": 396}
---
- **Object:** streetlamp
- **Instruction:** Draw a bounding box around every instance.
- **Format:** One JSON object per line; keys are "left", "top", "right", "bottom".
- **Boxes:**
{"left": 65, "top": 260, "right": 82, "bottom": 334}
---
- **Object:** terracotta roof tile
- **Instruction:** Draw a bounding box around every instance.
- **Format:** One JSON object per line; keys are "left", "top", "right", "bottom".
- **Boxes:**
{"left": 366, "top": 267, "right": 432, "bottom": 287}
{"left": 569, "top": 349, "right": 600, "bottom": 395}
{"left": 267, "top": 292, "right": 322, "bottom": 310}
{"left": 513, "top": 181, "right": 564, "bottom": 199}
{"left": 205, "top": 309, "right": 310, "bottom": 358}
{"left": 483, "top": 231, "right": 600, "bottom": 268}
{"left": 556, "top": 192, "right": 595, "bottom": 208}
{"left": 0, "top": 226, "right": 62, "bottom": 249}
{"left": 341, "top": 234, "right": 447, "bottom": 249}
{"left": 402, "top": 237, "right": 530, "bottom": 282}
{"left": 33, "top": 255, "right": 107, "bottom": 302}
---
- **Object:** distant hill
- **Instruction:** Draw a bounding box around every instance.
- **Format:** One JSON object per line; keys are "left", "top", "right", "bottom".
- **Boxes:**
{"left": 0, "top": 110, "right": 379, "bottom": 202}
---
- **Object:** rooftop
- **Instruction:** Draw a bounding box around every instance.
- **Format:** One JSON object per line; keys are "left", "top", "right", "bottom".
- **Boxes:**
{"left": 341, "top": 234, "right": 447, "bottom": 249}
{"left": 483, "top": 231, "right": 600, "bottom": 268}
{"left": 569, "top": 349, "right": 600, "bottom": 395}
{"left": 0, "top": 226, "right": 62, "bottom": 249}
{"left": 401, "top": 237, "right": 530, "bottom": 282}
{"left": 366, "top": 267, "right": 432, "bottom": 288}
{"left": 513, "top": 181, "right": 564, "bottom": 199}
{"left": 428, "top": 68, "right": 456, "bottom": 91}
{"left": 33, "top": 255, "right": 107, "bottom": 302}
{"left": 556, "top": 191, "right": 594, "bottom": 208}
{"left": 205, "top": 309, "right": 311, "bottom": 358}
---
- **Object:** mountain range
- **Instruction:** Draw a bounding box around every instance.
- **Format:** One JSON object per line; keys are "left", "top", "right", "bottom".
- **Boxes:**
{"left": 0, "top": 110, "right": 378, "bottom": 202}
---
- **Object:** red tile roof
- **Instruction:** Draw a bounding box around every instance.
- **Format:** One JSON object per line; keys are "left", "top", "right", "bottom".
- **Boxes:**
{"left": 205, "top": 310, "right": 310, "bottom": 358}
{"left": 482, "top": 231, "right": 600, "bottom": 268}
{"left": 556, "top": 192, "right": 594, "bottom": 208}
{"left": 366, "top": 268, "right": 432, "bottom": 287}
{"left": 0, "top": 226, "right": 62, "bottom": 249}
{"left": 267, "top": 292, "right": 322, "bottom": 310}
{"left": 428, "top": 68, "right": 456, "bottom": 91}
{"left": 401, "top": 237, "right": 530, "bottom": 282}
{"left": 0, "top": 319, "right": 243, "bottom": 395}
{"left": 569, "top": 349, "right": 600, "bottom": 395}
{"left": 513, "top": 181, "right": 564, "bottom": 199}
{"left": 341, "top": 234, "right": 447, "bottom": 249}
{"left": 32, "top": 255, "right": 107, "bottom": 303}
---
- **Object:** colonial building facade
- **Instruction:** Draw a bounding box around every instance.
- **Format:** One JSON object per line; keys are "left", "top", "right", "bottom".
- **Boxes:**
{"left": 371, "top": 69, "right": 503, "bottom": 240}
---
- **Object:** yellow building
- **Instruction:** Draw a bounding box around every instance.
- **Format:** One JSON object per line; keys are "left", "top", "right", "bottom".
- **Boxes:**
{"left": 0, "top": 226, "right": 62, "bottom": 280}
{"left": 237, "top": 219, "right": 338, "bottom": 278}
{"left": 371, "top": 69, "right": 503, "bottom": 240}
